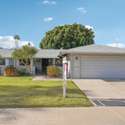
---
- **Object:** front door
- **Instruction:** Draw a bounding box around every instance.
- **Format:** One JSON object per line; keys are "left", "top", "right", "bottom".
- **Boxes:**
{"left": 42, "top": 59, "right": 49, "bottom": 74}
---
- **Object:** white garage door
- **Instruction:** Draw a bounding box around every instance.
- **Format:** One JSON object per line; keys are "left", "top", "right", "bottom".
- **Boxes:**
{"left": 72, "top": 55, "right": 125, "bottom": 79}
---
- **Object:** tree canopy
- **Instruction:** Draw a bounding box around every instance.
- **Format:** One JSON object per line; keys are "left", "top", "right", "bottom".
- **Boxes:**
{"left": 12, "top": 45, "right": 37, "bottom": 66}
{"left": 40, "top": 24, "right": 95, "bottom": 49}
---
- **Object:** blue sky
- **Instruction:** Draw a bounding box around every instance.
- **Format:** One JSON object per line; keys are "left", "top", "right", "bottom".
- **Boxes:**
{"left": 0, "top": 0, "right": 125, "bottom": 48}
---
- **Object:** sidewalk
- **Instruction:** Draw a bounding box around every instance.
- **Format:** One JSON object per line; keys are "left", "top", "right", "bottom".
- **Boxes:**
{"left": 0, "top": 107, "right": 125, "bottom": 125}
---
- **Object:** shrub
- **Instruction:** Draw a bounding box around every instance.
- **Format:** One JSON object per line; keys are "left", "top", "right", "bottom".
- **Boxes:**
{"left": 4, "top": 66, "right": 16, "bottom": 76}
{"left": 16, "top": 67, "right": 30, "bottom": 76}
{"left": 47, "top": 66, "right": 61, "bottom": 77}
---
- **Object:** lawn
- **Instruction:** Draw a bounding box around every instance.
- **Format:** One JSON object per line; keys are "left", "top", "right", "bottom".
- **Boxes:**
{"left": 0, "top": 77, "right": 92, "bottom": 108}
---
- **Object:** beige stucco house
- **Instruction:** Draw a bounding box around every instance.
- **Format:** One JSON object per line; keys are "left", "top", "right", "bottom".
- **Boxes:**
{"left": 0, "top": 44, "right": 125, "bottom": 79}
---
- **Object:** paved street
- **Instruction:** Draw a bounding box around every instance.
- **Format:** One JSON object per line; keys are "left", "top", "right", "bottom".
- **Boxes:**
{"left": 0, "top": 107, "right": 125, "bottom": 125}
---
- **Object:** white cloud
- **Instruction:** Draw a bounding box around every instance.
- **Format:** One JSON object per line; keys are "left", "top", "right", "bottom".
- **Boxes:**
{"left": 43, "top": 17, "right": 53, "bottom": 22}
{"left": 107, "top": 42, "right": 125, "bottom": 48}
{"left": 77, "top": 7, "right": 87, "bottom": 14}
{"left": 19, "top": 41, "right": 34, "bottom": 47}
{"left": 0, "top": 36, "right": 34, "bottom": 49}
{"left": 42, "top": 0, "right": 49, "bottom": 4}
{"left": 42, "top": 0, "right": 56, "bottom": 5}
{"left": 85, "top": 25, "right": 94, "bottom": 30}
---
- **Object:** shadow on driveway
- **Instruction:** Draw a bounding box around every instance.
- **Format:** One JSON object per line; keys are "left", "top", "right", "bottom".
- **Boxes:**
{"left": 92, "top": 99, "right": 125, "bottom": 106}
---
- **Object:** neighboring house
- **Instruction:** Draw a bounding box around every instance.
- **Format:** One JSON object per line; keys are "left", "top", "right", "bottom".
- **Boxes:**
{"left": 60, "top": 45, "right": 125, "bottom": 79}
{"left": 1, "top": 44, "right": 125, "bottom": 79}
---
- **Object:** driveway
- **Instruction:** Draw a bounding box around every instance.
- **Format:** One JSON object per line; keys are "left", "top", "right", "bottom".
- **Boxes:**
{"left": 1, "top": 108, "right": 125, "bottom": 125}
{"left": 73, "top": 79, "right": 125, "bottom": 106}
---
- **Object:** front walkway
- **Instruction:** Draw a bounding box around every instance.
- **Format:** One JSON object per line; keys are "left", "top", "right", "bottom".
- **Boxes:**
{"left": 0, "top": 107, "right": 125, "bottom": 125}
{"left": 73, "top": 79, "right": 125, "bottom": 106}
{"left": 33, "top": 75, "right": 62, "bottom": 81}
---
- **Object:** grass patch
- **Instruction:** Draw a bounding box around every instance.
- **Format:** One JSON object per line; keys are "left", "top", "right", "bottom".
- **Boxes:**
{"left": 0, "top": 77, "right": 92, "bottom": 108}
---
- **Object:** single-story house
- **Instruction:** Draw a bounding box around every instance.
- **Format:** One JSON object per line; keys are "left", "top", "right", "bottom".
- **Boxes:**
{"left": 0, "top": 49, "right": 62, "bottom": 75}
{"left": 0, "top": 44, "right": 125, "bottom": 79}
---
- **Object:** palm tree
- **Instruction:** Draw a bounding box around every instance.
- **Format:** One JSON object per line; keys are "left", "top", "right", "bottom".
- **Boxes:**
{"left": 14, "top": 35, "right": 20, "bottom": 48}
{"left": 14, "top": 35, "right": 20, "bottom": 40}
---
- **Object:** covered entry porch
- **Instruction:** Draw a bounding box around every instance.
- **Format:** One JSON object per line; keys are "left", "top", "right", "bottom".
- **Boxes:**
{"left": 32, "top": 49, "right": 62, "bottom": 75}
{"left": 33, "top": 58, "right": 58, "bottom": 75}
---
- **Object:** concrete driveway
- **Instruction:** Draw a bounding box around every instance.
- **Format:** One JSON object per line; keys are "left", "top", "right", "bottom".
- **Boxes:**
{"left": 1, "top": 107, "right": 125, "bottom": 125}
{"left": 73, "top": 79, "right": 125, "bottom": 106}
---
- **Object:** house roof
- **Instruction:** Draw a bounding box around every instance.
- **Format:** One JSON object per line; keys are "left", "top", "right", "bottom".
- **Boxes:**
{"left": 1, "top": 45, "right": 125, "bottom": 58}
{"left": 0, "top": 48, "right": 61, "bottom": 58}
{"left": 34, "top": 49, "right": 61, "bottom": 58}
{"left": 0, "top": 49, "right": 14, "bottom": 58}
{"left": 59, "top": 45, "right": 125, "bottom": 56}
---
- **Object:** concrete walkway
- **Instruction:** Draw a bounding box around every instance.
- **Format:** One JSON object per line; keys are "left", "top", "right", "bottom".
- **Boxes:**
{"left": 73, "top": 79, "right": 125, "bottom": 106}
{"left": 0, "top": 107, "right": 125, "bottom": 125}
{"left": 33, "top": 76, "right": 62, "bottom": 81}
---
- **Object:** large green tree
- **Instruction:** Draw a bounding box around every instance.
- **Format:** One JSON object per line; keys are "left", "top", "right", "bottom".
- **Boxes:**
{"left": 40, "top": 24, "right": 95, "bottom": 49}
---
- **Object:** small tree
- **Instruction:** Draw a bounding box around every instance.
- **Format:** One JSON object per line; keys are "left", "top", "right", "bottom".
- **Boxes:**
{"left": 12, "top": 45, "right": 37, "bottom": 73}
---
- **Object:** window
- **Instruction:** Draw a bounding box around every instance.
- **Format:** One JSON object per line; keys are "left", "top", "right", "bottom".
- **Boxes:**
{"left": 9, "top": 59, "right": 14, "bottom": 66}
{"left": 0, "top": 59, "right": 5, "bottom": 65}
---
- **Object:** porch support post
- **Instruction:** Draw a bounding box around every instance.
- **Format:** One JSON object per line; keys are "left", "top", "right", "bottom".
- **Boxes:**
{"left": 41, "top": 59, "right": 42, "bottom": 73}
{"left": 30, "top": 59, "right": 34, "bottom": 75}
{"left": 53, "top": 58, "right": 56, "bottom": 65}
{"left": 5, "top": 58, "right": 9, "bottom": 66}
